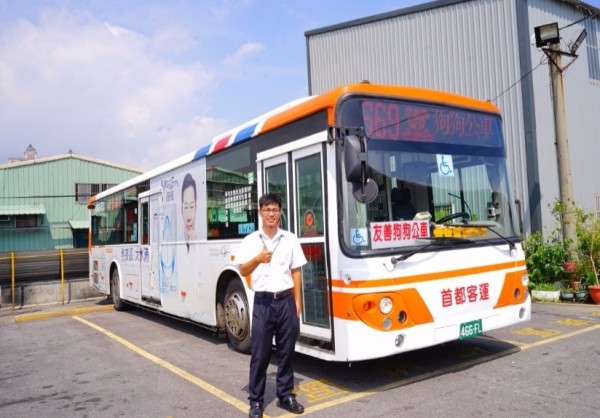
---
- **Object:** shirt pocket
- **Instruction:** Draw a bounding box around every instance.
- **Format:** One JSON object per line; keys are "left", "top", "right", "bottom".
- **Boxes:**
{"left": 277, "top": 252, "right": 292, "bottom": 268}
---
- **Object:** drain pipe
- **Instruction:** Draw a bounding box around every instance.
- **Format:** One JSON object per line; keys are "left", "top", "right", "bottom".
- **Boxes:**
{"left": 11, "top": 251, "right": 15, "bottom": 310}
{"left": 60, "top": 249, "right": 65, "bottom": 305}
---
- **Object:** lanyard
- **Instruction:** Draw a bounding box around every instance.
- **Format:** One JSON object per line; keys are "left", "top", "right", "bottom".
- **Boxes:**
{"left": 259, "top": 233, "right": 282, "bottom": 256}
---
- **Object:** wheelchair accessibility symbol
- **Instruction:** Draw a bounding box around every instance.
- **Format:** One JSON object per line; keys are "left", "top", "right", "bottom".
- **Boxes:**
{"left": 436, "top": 154, "right": 454, "bottom": 177}
{"left": 351, "top": 228, "right": 368, "bottom": 246}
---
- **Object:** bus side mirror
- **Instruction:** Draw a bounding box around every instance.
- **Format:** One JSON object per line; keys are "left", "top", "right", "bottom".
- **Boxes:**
{"left": 344, "top": 135, "right": 378, "bottom": 204}
{"left": 344, "top": 135, "right": 366, "bottom": 183}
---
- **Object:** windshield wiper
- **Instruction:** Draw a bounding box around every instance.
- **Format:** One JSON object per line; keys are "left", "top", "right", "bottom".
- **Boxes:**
{"left": 454, "top": 222, "right": 516, "bottom": 252}
{"left": 390, "top": 237, "right": 472, "bottom": 266}
{"left": 389, "top": 222, "right": 516, "bottom": 267}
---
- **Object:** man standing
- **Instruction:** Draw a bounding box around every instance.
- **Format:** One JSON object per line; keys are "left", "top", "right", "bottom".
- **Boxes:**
{"left": 236, "top": 193, "right": 307, "bottom": 418}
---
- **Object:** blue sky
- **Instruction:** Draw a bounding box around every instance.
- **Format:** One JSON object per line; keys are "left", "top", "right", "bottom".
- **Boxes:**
{"left": 1, "top": 0, "right": 598, "bottom": 170}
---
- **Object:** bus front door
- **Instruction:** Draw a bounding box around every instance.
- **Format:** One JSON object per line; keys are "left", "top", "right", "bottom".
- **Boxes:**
{"left": 261, "top": 143, "right": 332, "bottom": 346}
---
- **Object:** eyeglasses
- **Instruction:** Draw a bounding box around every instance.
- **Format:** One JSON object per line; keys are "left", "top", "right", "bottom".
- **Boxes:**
{"left": 260, "top": 208, "right": 281, "bottom": 214}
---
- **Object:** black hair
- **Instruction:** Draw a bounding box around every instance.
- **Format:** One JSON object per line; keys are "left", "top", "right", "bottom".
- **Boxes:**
{"left": 181, "top": 173, "right": 197, "bottom": 203}
{"left": 259, "top": 193, "right": 281, "bottom": 209}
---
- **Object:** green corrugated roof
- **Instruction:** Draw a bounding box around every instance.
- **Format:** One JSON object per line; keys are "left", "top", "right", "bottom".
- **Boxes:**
{"left": 0, "top": 204, "right": 46, "bottom": 215}
{"left": 68, "top": 220, "right": 89, "bottom": 229}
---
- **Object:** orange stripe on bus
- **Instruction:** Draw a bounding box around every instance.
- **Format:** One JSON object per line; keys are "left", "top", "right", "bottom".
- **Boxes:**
{"left": 330, "top": 259, "right": 526, "bottom": 289}
{"left": 327, "top": 268, "right": 527, "bottom": 330}
{"left": 494, "top": 270, "right": 528, "bottom": 308}
{"left": 260, "top": 93, "right": 336, "bottom": 133}
{"left": 259, "top": 83, "right": 501, "bottom": 136}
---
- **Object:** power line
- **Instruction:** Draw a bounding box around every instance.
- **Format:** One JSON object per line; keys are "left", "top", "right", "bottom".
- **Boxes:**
{"left": 489, "top": 56, "right": 546, "bottom": 103}
{"left": 560, "top": 11, "right": 599, "bottom": 31}
{"left": 491, "top": 9, "right": 599, "bottom": 104}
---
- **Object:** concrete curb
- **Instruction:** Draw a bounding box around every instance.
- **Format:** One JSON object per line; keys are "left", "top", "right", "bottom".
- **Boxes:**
{"left": 15, "top": 303, "right": 114, "bottom": 322}
{"left": 0, "top": 277, "right": 103, "bottom": 309}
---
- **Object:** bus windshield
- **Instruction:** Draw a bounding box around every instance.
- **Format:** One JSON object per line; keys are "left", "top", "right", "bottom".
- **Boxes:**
{"left": 338, "top": 97, "right": 519, "bottom": 254}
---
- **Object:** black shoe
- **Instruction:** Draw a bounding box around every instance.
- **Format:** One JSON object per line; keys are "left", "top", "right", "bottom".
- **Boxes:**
{"left": 248, "top": 401, "right": 263, "bottom": 418}
{"left": 277, "top": 395, "right": 304, "bottom": 414}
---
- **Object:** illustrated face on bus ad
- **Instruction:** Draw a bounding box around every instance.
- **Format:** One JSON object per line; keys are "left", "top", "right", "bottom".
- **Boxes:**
{"left": 181, "top": 173, "right": 197, "bottom": 242}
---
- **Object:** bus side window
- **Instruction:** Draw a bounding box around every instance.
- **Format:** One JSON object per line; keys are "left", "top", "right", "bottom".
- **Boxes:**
{"left": 141, "top": 202, "right": 149, "bottom": 244}
{"left": 206, "top": 142, "right": 257, "bottom": 239}
{"left": 124, "top": 205, "right": 138, "bottom": 243}
{"left": 142, "top": 223, "right": 148, "bottom": 244}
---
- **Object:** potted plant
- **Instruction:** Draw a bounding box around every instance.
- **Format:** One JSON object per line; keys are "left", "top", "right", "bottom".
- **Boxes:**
{"left": 560, "top": 284, "right": 575, "bottom": 301}
{"left": 586, "top": 276, "right": 600, "bottom": 303}
{"left": 574, "top": 286, "right": 588, "bottom": 301}
{"left": 529, "top": 282, "right": 560, "bottom": 302}
{"left": 574, "top": 207, "right": 600, "bottom": 304}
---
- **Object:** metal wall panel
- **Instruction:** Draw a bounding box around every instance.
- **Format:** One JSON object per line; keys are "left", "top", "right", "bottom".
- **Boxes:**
{"left": 307, "top": 0, "right": 531, "bottom": 231}
{"left": 307, "top": 0, "right": 600, "bottom": 234}
{"left": 0, "top": 156, "right": 141, "bottom": 251}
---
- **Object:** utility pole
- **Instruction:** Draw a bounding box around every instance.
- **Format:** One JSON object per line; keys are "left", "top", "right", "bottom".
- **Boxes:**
{"left": 535, "top": 21, "right": 586, "bottom": 261}
{"left": 547, "top": 44, "right": 577, "bottom": 259}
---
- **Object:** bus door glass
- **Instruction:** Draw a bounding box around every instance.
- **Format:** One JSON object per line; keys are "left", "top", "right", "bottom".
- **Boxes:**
{"left": 264, "top": 157, "right": 289, "bottom": 230}
{"left": 293, "top": 145, "right": 331, "bottom": 342}
{"left": 140, "top": 191, "right": 161, "bottom": 303}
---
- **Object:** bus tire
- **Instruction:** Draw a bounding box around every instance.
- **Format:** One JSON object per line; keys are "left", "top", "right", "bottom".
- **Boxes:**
{"left": 110, "top": 268, "right": 129, "bottom": 311}
{"left": 224, "top": 279, "right": 251, "bottom": 354}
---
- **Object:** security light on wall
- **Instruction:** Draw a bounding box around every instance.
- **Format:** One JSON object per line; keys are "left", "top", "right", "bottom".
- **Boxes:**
{"left": 568, "top": 28, "right": 587, "bottom": 54}
{"left": 534, "top": 22, "right": 560, "bottom": 48}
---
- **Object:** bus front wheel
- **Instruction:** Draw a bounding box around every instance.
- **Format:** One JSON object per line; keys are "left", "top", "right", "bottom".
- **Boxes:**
{"left": 111, "top": 269, "right": 128, "bottom": 311}
{"left": 224, "top": 279, "right": 251, "bottom": 354}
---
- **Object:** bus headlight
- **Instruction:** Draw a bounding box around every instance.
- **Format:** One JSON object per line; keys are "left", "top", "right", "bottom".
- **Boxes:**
{"left": 379, "top": 297, "right": 393, "bottom": 315}
{"left": 522, "top": 273, "right": 529, "bottom": 286}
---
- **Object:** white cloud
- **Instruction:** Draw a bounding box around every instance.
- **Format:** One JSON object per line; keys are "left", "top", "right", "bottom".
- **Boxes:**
{"left": 0, "top": 12, "right": 218, "bottom": 169}
{"left": 223, "top": 42, "right": 265, "bottom": 66}
{"left": 104, "top": 22, "right": 130, "bottom": 37}
{"left": 139, "top": 115, "right": 229, "bottom": 170}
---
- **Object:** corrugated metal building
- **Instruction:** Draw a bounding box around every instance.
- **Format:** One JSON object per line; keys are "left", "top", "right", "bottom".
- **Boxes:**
{"left": 0, "top": 151, "right": 142, "bottom": 252}
{"left": 305, "top": 0, "right": 600, "bottom": 234}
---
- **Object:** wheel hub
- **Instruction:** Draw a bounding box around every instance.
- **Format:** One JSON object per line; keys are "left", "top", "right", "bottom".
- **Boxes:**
{"left": 224, "top": 292, "right": 248, "bottom": 340}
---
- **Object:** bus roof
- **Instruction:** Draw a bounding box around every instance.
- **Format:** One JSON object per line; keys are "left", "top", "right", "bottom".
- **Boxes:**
{"left": 89, "top": 83, "right": 501, "bottom": 204}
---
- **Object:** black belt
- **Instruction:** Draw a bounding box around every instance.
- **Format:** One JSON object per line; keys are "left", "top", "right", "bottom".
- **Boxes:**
{"left": 254, "top": 288, "right": 293, "bottom": 300}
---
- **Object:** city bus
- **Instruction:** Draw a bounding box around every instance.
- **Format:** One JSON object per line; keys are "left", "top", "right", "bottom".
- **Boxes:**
{"left": 88, "top": 82, "right": 530, "bottom": 362}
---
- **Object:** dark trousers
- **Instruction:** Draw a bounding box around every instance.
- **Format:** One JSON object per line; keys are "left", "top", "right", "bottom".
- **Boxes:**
{"left": 248, "top": 293, "right": 299, "bottom": 404}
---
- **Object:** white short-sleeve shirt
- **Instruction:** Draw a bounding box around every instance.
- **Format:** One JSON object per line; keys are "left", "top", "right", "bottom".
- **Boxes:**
{"left": 235, "top": 228, "right": 307, "bottom": 292}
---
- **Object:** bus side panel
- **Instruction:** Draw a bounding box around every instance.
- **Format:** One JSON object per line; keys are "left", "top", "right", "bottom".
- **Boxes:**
{"left": 146, "top": 158, "right": 225, "bottom": 326}
{"left": 119, "top": 246, "right": 141, "bottom": 302}
{"left": 89, "top": 247, "right": 111, "bottom": 295}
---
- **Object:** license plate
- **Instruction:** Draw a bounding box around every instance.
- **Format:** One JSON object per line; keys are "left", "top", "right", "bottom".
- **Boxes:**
{"left": 459, "top": 319, "right": 483, "bottom": 340}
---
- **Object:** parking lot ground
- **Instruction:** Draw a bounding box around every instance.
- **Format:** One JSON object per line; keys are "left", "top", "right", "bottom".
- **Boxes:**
{"left": 2, "top": 299, "right": 599, "bottom": 417}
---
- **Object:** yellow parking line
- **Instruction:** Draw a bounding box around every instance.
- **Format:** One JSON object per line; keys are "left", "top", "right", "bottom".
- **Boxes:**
{"left": 517, "top": 323, "right": 600, "bottom": 350}
{"left": 296, "top": 346, "right": 521, "bottom": 416}
{"left": 299, "top": 324, "right": 600, "bottom": 415}
{"left": 72, "top": 316, "right": 251, "bottom": 416}
{"left": 15, "top": 304, "right": 113, "bottom": 322}
{"left": 70, "top": 316, "right": 600, "bottom": 417}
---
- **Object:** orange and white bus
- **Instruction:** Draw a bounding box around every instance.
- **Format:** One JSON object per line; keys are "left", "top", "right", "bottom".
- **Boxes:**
{"left": 88, "top": 82, "right": 530, "bottom": 362}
